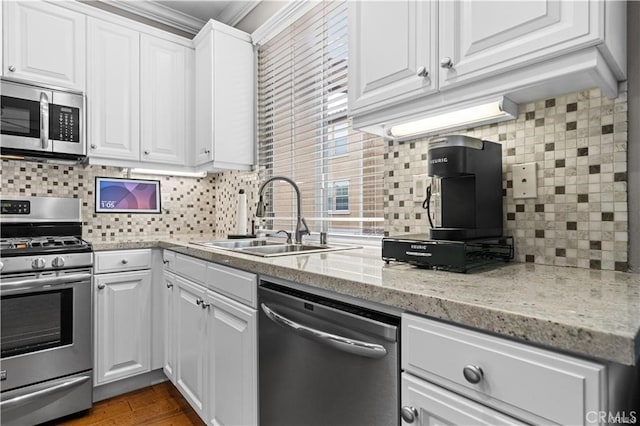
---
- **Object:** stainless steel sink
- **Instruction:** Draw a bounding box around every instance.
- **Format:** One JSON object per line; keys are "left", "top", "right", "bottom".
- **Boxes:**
{"left": 193, "top": 239, "right": 282, "bottom": 249}
{"left": 191, "top": 238, "right": 359, "bottom": 257}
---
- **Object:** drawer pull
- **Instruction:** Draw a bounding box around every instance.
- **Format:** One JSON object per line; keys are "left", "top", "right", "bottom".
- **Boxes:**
{"left": 196, "top": 298, "right": 203, "bottom": 306}
{"left": 163, "top": 260, "right": 170, "bottom": 265}
{"left": 463, "top": 365, "right": 484, "bottom": 384}
{"left": 121, "top": 259, "right": 128, "bottom": 264}
{"left": 400, "top": 406, "right": 418, "bottom": 423}
{"left": 166, "top": 283, "right": 173, "bottom": 289}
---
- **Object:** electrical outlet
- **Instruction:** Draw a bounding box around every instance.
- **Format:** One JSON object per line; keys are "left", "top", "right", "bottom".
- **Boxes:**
{"left": 512, "top": 162, "right": 537, "bottom": 198}
{"left": 413, "top": 174, "right": 430, "bottom": 202}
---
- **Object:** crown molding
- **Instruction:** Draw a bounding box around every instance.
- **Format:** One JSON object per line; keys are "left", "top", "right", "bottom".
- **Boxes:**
{"left": 251, "top": 0, "right": 318, "bottom": 46}
{"left": 95, "top": 0, "right": 206, "bottom": 36}
{"left": 218, "top": 1, "right": 260, "bottom": 27}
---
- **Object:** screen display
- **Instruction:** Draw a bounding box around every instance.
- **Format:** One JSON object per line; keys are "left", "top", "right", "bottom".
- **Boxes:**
{"left": 95, "top": 177, "right": 161, "bottom": 213}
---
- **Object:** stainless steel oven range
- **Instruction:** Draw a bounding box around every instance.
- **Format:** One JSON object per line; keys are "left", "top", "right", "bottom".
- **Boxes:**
{"left": 0, "top": 196, "right": 93, "bottom": 425}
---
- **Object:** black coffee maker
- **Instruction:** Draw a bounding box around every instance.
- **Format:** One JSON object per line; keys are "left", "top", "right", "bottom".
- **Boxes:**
{"left": 427, "top": 135, "right": 502, "bottom": 240}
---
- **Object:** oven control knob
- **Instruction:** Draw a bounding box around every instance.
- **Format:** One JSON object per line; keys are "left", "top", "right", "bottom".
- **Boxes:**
{"left": 52, "top": 256, "right": 65, "bottom": 268}
{"left": 32, "top": 258, "right": 46, "bottom": 269}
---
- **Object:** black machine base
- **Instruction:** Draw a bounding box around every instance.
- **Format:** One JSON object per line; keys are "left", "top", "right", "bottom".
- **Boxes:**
{"left": 428, "top": 227, "right": 504, "bottom": 241}
{"left": 382, "top": 234, "right": 514, "bottom": 273}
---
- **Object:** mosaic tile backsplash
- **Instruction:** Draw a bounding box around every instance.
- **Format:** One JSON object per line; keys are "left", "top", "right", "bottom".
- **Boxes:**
{"left": 384, "top": 85, "right": 629, "bottom": 271}
{"left": 0, "top": 157, "right": 262, "bottom": 240}
{"left": 0, "top": 85, "right": 629, "bottom": 271}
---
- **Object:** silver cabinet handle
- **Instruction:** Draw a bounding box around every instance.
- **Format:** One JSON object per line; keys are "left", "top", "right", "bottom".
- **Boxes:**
{"left": 440, "top": 57, "right": 454, "bottom": 69}
{"left": 0, "top": 375, "right": 90, "bottom": 410}
{"left": 90, "top": 144, "right": 97, "bottom": 149}
{"left": 400, "top": 406, "right": 418, "bottom": 423}
{"left": 416, "top": 66, "right": 429, "bottom": 77}
{"left": 144, "top": 150, "right": 150, "bottom": 155}
{"left": 261, "top": 303, "right": 387, "bottom": 359}
{"left": 201, "top": 302, "right": 210, "bottom": 309}
{"left": 8, "top": 65, "right": 16, "bottom": 72}
{"left": 163, "top": 260, "right": 170, "bottom": 265}
{"left": 40, "top": 92, "right": 49, "bottom": 150}
{"left": 195, "top": 298, "right": 203, "bottom": 306}
{"left": 203, "top": 148, "right": 211, "bottom": 154}
{"left": 463, "top": 365, "right": 484, "bottom": 384}
{"left": 97, "top": 283, "right": 106, "bottom": 290}
{"left": 166, "top": 282, "right": 173, "bottom": 289}
{"left": 121, "top": 259, "right": 128, "bottom": 264}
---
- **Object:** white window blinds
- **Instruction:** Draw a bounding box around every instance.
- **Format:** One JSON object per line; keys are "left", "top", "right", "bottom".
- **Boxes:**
{"left": 257, "top": 0, "right": 385, "bottom": 237}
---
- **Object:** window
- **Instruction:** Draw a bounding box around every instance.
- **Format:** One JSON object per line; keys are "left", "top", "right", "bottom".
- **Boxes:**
{"left": 257, "top": 1, "right": 385, "bottom": 237}
{"left": 328, "top": 180, "right": 349, "bottom": 213}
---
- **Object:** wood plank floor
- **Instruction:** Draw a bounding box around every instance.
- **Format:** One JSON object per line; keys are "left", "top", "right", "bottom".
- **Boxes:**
{"left": 48, "top": 381, "right": 205, "bottom": 425}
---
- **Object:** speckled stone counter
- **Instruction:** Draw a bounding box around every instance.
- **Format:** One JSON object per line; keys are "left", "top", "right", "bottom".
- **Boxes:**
{"left": 89, "top": 235, "right": 640, "bottom": 366}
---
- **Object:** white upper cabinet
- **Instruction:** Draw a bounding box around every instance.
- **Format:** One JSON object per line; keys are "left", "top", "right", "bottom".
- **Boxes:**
{"left": 348, "top": 0, "right": 437, "bottom": 114}
{"left": 193, "top": 21, "right": 254, "bottom": 170}
{"left": 3, "top": 1, "right": 86, "bottom": 90}
{"left": 349, "top": 0, "right": 626, "bottom": 134}
{"left": 87, "top": 18, "right": 140, "bottom": 161}
{"left": 438, "top": 1, "right": 598, "bottom": 89}
{"left": 140, "top": 35, "right": 189, "bottom": 165}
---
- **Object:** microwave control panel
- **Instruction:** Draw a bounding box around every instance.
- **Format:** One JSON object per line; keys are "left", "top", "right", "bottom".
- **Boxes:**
{"left": 49, "top": 104, "right": 80, "bottom": 143}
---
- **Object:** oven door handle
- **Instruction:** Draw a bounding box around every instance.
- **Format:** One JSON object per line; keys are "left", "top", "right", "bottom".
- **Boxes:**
{"left": 261, "top": 303, "right": 388, "bottom": 359}
{"left": 0, "top": 273, "right": 92, "bottom": 295}
{"left": 0, "top": 374, "right": 90, "bottom": 411}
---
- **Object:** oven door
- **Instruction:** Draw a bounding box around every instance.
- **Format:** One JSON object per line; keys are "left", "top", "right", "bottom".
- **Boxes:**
{"left": 0, "top": 80, "right": 52, "bottom": 153}
{"left": 0, "top": 269, "right": 92, "bottom": 392}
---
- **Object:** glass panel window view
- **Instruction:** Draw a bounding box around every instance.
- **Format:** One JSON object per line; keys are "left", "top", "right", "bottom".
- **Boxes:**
{"left": 257, "top": 1, "right": 384, "bottom": 237}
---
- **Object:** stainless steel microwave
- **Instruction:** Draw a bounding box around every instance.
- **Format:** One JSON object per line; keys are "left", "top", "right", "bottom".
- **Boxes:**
{"left": 0, "top": 78, "right": 85, "bottom": 161}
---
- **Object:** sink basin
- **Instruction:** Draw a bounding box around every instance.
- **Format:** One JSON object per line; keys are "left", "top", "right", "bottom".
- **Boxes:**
{"left": 193, "top": 239, "right": 282, "bottom": 249}
{"left": 192, "top": 238, "right": 359, "bottom": 257}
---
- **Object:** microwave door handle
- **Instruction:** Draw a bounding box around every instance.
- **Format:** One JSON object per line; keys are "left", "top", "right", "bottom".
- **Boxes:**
{"left": 40, "top": 91, "right": 49, "bottom": 149}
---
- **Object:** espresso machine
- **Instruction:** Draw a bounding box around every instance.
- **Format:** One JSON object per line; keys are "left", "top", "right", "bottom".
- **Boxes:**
{"left": 427, "top": 135, "right": 503, "bottom": 240}
{"left": 382, "top": 135, "right": 512, "bottom": 272}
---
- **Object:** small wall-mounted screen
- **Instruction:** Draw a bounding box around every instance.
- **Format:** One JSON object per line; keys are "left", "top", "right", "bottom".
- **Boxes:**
{"left": 95, "top": 177, "right": 161, "bottom": 213}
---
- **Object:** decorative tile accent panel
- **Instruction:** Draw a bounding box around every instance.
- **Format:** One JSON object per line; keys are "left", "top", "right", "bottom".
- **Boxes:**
{"left": 384, "top": 84, "right": 629, "bottom": 271}
{"left": 0, "top": 161, "right": 218, "bottom": 239}
{"left": 212, "top": 170, "right": 261, "bottom": 236}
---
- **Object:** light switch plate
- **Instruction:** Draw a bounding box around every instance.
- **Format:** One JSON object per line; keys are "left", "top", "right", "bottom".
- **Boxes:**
{"left": 512, "top": 162, "right": 537, "bottom": 198}
{"left": 413, "top": 174, "right": 430, "bottom": 202}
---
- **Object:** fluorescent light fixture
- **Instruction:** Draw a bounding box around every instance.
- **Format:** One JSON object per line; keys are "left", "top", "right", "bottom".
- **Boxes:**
{"left": 129, "top": 168, "right": 207, "bottom": 178}
{"left": 388, "top": 97, "right": 518, "bottom": 139}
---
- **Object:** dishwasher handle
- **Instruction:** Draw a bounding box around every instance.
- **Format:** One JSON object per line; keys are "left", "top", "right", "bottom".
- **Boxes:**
{"left": 261, "top": 303, "right": 388, "bottom": 359}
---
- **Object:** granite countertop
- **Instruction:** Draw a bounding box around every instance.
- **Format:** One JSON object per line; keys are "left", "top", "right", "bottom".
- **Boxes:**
{"left": 88, "top": 234, "right": 640, "bottom": 366}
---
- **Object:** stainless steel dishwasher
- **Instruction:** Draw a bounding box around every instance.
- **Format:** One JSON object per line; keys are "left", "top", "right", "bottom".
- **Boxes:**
{"left": 259, "top": 281, "right": 399, "bottom": 426}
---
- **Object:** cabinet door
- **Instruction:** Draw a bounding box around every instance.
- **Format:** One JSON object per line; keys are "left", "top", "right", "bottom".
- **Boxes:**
{"left": 174, "top": 277, "right": 207, "bottom": 417}
{"left": 438, "top": 1, "right": 598, "bottom": 89}
{"left": 194, "top": 25, "right": 254, "bottom": 168}
{"left": 162, "top": 271, "right": 177, "bottom": 382}
{"left": 348, "top": 0, "right": 437, "bottom": 115}
{"left": 205, "top": 291, "right": 257, "bottom": 426}
{"left": 402, "top": 373, "right": 525, "bottom": 426}
{"left": 140, "top": 35, "right": 187, "bottom": 165}
{"left": 87, "top": 18, "right": 140, "bottom": 161}
{"left": 94, "top": 271, "right": 151, "bottom": 385}
{"left": 3, "top": 1, "right": 86, "bottom": 90}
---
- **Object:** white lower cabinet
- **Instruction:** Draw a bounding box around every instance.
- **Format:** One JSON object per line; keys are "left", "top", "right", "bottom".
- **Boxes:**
{"left": 94, "top": 270, "right": 151, "bottom": 385}
{"left": 165, "top": 251, "right": 258, "bottom": 425}
{"left": 205, "top": 291, "right": 257, "bottom": 426}
{"left": 174, "top": 276, "right": 207, "bottom": 417}
{"left": 402, "top": 373, "right": 524, "bottom": 426}
{"left": 402, "top": 313, "right": 606, "bottom": 425}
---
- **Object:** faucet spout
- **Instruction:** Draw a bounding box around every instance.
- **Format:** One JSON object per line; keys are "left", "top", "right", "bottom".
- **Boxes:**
{"left": 256, "top": 176, "right": 310, "bottom": 244}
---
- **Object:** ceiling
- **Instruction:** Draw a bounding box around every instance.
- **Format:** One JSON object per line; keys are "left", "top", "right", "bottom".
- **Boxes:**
{"left": 95, "top": 0, "right": 281, "bottom": 37}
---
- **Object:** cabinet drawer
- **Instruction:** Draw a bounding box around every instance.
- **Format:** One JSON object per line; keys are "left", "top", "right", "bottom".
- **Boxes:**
{"left": 402, "top": 373, "right": 524, "bottom": 425}
{"left": 175, "top": 253, "right": 207, "bottom": 285}
{"left": 163, "top": 250, "right": 176, "bottom": 272}
{"left": 402, "top": 314, "right": 605, "bottom": 425}
{"left": 206, "top": 263, "right": 256, "bottom": 308}
{"left": 94, "top": 249, "right": 152, "bottom": 274}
